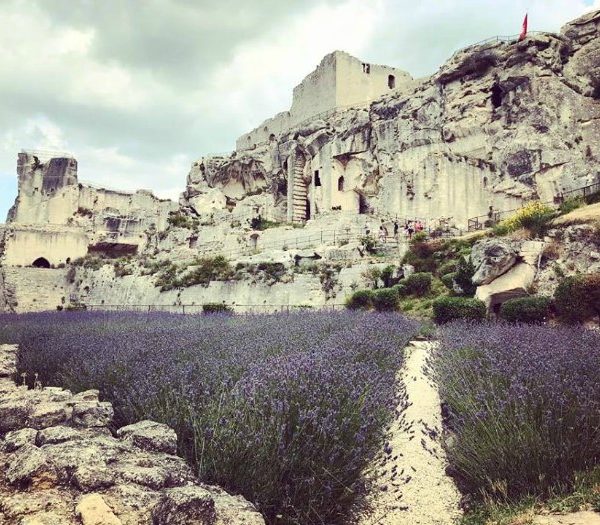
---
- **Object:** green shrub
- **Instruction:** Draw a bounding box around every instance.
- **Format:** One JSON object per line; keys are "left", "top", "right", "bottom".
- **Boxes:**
{"left": 392, "top": 283, "right": 407, "bottom": 298}
{"left": 499, "top": 296, "right": 551, "bottom": 324}
{"left": 403, "top": 272, "right": 432, "bottom": 297}
{"left": 410, "top": 231, "right": 428, "bottom": 244}
{"left": 433, "top": 296, "right": 486, "bottom": 324}
{"left": 202, "top": 303, "right": 234, "bottom": 315}
{"left": 372, "top": 288, "right": 399, "bottom": 312}
{"left": 167, "top": 211, "right": 195, "bottom": 229}
{"left": 362, "top": 267, "right": 382, "bottom": 289}
{"left": 559, "top": 196, "right": 584, "bottom": 215}
{"left": 380, "top": 265, "right": 397, "bottom": 288}
{"left": 441, "top": 272, "right": 457, "bottom": 290}
{"left": 554, "top": 274, "right": 600, "bottom": 324}
{"left": 454, "top": 257, "right": 477, "bottom": 296}
{"left": 495, "top": 201, "right": 555, "bottom": 238}
{"left": 437, "top": 260, "right": 458, "bottom": 276}
{"left": 345, "top": 290, "right": 374, "bottom": 310}
{"left": 359, "top": 235, "right": 377, "bottom": 254}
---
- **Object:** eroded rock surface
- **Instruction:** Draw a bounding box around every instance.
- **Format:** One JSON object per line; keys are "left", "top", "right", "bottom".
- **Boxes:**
{"left": 0, "top": 344, "right": 265, "bottom": 525}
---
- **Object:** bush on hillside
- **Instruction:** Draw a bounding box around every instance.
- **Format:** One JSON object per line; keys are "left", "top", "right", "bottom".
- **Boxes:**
{"left": 499, "top": 296, "right": 551, "bottom": 324}
{"left": 345, "top": 289, "right": 374, "bottom": 310}
{"left": 380, "top": 265, "right": 397, "bottom": 288}
{"left": 433, "top": 296, "right": 486, "bottom": 324}
{"left": 441, "top": 272, "right": 457, "bottom": 290}
{"left": 554, "top": 273, "right": 600, "bottom": 324}
{"left": 403, "top": 272, "right": 432, "bottom": 296}
{"left": 495, "top": 201, "right": 555, "bottom": 238}
{"left": 437, "top": 260, "right": 458, "bottom": 277}
{"left": 372, "top": 288, "right": 399, "bottom": 312}
{"left": 202, "top": 303, "right": 234, "bottom": 315}
{"left": 454, "top": 257, "right": 477, "bottom": 296}
{"left": 392, "top": 283, "right": 407, "bottom": 298}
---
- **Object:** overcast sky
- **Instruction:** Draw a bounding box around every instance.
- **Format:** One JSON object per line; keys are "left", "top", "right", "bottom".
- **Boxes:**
{"left": 1, "top": 0, "right": 598, "bottom": 220}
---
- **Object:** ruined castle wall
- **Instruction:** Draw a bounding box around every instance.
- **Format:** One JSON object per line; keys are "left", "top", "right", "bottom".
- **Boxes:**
{"left": 3, "top": 227, "right": 89, "bottom": 267}
{"left": 3, "top": 267, "right": 68, "bottom": 312}
{"left": 335, "top": 52, "right": 411, "bottom": 109}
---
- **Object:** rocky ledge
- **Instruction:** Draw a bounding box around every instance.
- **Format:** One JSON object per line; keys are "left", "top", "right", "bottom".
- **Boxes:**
{"left": 0, "top": 344, "right": 264, "bottom": 525}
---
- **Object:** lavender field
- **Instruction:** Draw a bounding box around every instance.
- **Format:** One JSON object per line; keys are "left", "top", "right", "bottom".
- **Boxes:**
{"left": 433, "top": 322, "right": 600, "bottom": 503}
{"left": 0, "top": 311, "right": 420, "bottom": 525}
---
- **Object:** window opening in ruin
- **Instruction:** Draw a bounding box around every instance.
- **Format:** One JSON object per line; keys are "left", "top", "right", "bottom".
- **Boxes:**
{"left": 32, "top": 257, "right": 51, "bottom": 269}
{"left": 362, "top": 63, "right": 371, "bottom": 74}
{"left": 338, "top": 176, "right": 345, "bottom": 192}
{"left": 388, "top": 75, "right": 396, "bottom": 89}
{"left": 305, "top": 199, "right": 311, "bottom": 220}
{"left": 491, "top": 83, "right": 503, "bottom": 109}
{"left": 269, "top": 133, "right": 276, "bottom": 141}
{"left": 359, "top": 194, "right": 369, "bottom": 214}
{"left": 314, "top": 170, "right": 321, "bottom": 187}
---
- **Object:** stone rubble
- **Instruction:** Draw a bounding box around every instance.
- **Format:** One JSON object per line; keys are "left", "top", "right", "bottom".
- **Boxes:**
{"left": 0, "top": 344, "right": 265, "bottom": 525}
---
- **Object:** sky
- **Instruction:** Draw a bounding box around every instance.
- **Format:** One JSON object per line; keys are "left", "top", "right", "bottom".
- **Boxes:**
{"left": 0, "top": 0, "right": 598, "bottom": 220}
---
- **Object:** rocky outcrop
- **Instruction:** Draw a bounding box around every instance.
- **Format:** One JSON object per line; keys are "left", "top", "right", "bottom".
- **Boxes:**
{"left": 0, "top": 344, "right": 264, "bottom": 525}
{"left": 474, "top": 239, "right": 545, "bottom": 309}
{"left": 471, "top": 239, "right": 519, "bottom": 285}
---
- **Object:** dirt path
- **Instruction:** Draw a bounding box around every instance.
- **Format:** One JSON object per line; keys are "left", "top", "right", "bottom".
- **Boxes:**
{"left": 358, "top": 341, "right": 461, "bottom": 525}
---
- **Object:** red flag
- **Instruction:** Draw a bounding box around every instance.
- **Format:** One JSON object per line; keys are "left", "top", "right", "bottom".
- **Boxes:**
{"left": 519, "top": 13, "right": 528, "bottom": 41}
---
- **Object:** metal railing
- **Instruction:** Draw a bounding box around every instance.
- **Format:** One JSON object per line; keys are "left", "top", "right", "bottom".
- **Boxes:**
{"left": 467, "top": 178, "right": 600, "bottom": 231}
{"left": 449, "top": 31, "right": 549, "bottom": 60}
{"left": 85, "top": 303, "right": 346, "bottom": 314}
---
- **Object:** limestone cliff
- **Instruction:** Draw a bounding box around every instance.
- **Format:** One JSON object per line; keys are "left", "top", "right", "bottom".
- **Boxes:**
{"left": 183, "top": 9, "right": 600, "bottom": 228}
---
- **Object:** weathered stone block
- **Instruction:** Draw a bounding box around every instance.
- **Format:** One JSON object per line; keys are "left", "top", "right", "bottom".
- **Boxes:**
{"left": 152, "top": 486, "right": 216, "bottom": 525}
{"left": 76, "top": 494, "right": 122, "bottom": 525}
{"left": 116, "top": 420, "right": 178, "bottom": 455}
{"left": 72, "top": 401, "right": 113, "bottom": 427}
{"left": 2, "top": 427, "right": 37, "bottom": 452}
{"left": 5, "top": 444, "right": 57, "bottom": 488}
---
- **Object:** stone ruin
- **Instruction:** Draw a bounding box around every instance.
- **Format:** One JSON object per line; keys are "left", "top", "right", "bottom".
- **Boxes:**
{"left": 0, "top": 344, "right": 264, "bottom": 525}
{"left": 0, "top": 9, "right": 598, "bottom": 313}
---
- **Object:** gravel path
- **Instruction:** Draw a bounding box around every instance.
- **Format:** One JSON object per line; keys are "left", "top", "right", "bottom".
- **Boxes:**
{"left": 358, "top": 341, "right": 462, "bottom": 525}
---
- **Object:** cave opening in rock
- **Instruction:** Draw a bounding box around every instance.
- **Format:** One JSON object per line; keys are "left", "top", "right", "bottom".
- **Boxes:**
{"left": 314, "top": 170, "right": 321, "bottom": 187}
{"left": 388, "top": 75, "right": 396, "bottom": 89}
{"left": 32, "top": 257, "right": 51, "bottom": 268}
{"left": 491, "top": 83, "right": 503, "bottom": 108}
{"left": 338, "top": 176, "right": 345, "bottom": 192}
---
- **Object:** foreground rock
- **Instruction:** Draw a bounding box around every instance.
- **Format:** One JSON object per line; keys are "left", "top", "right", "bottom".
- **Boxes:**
{"left": 0, "top": 344, "right": 264, "bottom": 525}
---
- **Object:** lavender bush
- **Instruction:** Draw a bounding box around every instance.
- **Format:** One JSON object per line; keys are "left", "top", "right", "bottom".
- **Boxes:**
{"left": 433, "top": 322, "right": 600, "bottom": 501}
{"left": 0, "top": 311, "right": 420, "bottom": 524}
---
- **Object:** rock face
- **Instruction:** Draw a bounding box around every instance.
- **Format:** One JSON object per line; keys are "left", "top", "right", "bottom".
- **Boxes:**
{"left": 471, "top": 239, "right": 519, "bottom": 285}
{"left": 474, "top": 239, "right": 545, "bottom": 310}
{"left": 1, "top": 10, "right": 598, "bottom": 314}
{"left": 0, "top": 344, "right": 265, "bottom": 525}
{"left": 184, "top": 9, "right": 600, "bottom": 228}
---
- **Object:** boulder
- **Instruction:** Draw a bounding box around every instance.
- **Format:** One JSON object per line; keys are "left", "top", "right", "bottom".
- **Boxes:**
{"left": 471, "top": 239, "right": 519, "bottom": 285}
{"left": 2, "top": 427, "right": 37, "bottom": 452}
{"left": 151, "top": 486, "right": 217, "bottom": 525}
{"left": 0, "top": 396, "right": 33, "bottom": 433}
{"left": 475, "top": 262, "right": 536, "bottom": 309}
{"left": 76, "top": 494, "right": 122, "bottom": 525}
{"left": 5, "top": 444, "right": 57, "bottom": 488}
{"left": 116, "top": 420, "right": 178, "bottom": 455}
{"left": 28, "top": 401, "right": 72, "bottom": 429}
{"left": 72, "top": 401, "right": 114, "bottom": 427}
{"left": 0, "top": 344, "right": 18, "bottom": 377}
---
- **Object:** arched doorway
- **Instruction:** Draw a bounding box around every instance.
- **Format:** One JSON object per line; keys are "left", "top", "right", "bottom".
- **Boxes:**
{"left": 32, "top": 257, "right": 51, "bottom": 268}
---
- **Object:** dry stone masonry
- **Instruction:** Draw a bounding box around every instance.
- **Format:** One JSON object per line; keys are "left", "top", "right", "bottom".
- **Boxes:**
{"left": 0, "top": 344, "right": 265, "bottom": 525}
